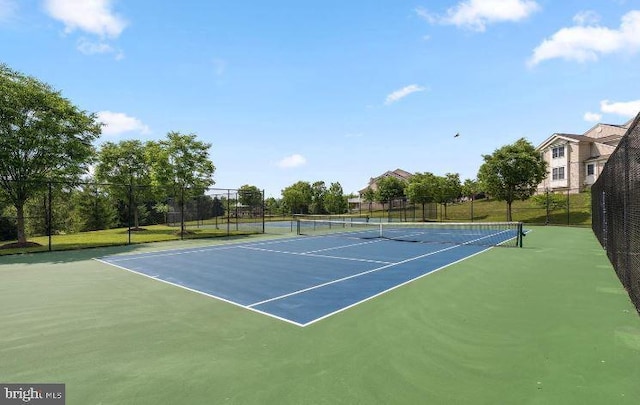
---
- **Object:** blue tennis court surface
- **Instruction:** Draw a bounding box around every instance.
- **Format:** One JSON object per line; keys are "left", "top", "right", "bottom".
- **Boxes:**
{"left": 96, "top": 232, "right": 516, "bottom": 326}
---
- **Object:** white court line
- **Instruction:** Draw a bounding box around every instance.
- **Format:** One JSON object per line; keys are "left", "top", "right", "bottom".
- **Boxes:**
{"left": 300, "top": 238, "right": 385, "bottom": 254}
{"left": 237, "top": 246, "right": 392, "bottom": 265}
{"left": 247, "top": 243, "right": 461, "bottom": 308}
{"left": 92, "top": 257, "right": 306, "bottom": 327}
{"left": 247, "top": 228, "right": 516, "bottom": 310}
{"left": 301, "top": 246, "right": 493, "bottom": 327}
{"left": 101, "top": 236, "right": 316, "bottom": 262}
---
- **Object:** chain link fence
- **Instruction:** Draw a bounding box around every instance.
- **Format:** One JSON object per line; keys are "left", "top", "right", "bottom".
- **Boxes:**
{"left": 0, "top": 180, "right": 265, "bottom": 254}
{"left": 351, "top": 190, "right": 591, "bottom": 225}
{"left": 592, "top": 112, "right": 640, "bottom": 314}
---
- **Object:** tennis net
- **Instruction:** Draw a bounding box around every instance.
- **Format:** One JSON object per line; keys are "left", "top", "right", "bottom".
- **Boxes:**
{"left": 296, "top": 219, "right": 524, "bottom": 248}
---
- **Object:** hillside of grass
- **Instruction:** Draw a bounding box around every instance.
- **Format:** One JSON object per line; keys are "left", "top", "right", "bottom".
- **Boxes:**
{"left": 363, "top": 192, "right": 592, "bottom": 226}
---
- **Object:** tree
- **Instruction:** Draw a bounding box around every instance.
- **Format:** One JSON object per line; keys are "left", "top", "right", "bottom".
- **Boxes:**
{"left": 361, "top": 187, "right": 376, "bottom": 213}
{"left": 281, "top": 181, "right": 312, "bottom": 214}
{"left": 265, "top": 197, "right": 283, "bottom": 217}
{"left": 477, "top": 138, "right": 547, "bottom": 221}
{"left": 461, "top": 178, "right": 480, "bottom": 200}
{"left": 406, "top": 172, "right": 438, "bottom": 221}
{"left": 73, "top": 183, "right": 118, "bottom": 231}
{"left": 310, "top": 181, "right": 327, "bottom": 214}
{"left": 148, "top": 131, "right": 215, "bottom": 201}
{"left": 238, "top": 184, "right": 263, "bottom": 217}
{"left": 95, "top": 140, "right": 154, "bottom": 229}
{"left": 146, "top": 132, "right": 215, "bottom": 233}
{"left": 436, "top": 173, "right": 462, "bottom": 220}
{"left": 0, "top": 64, "right": 101, "bottom": 245}
{"left": 375, "top": 176, "right": 406, "bottom": 212}
{"left": 324, "top": 182, "right": 348, "bottom": 214}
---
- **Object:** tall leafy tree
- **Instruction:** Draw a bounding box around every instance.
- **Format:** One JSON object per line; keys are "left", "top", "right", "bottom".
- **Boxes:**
{"left": 148, "top": 131, "right": 216, "bottom": 201}
{"left": 281, "top": 181, "right": 312, "bottom": 214}
{"left": 73, "top": 183, "right": 119, "bottom": 231}
{"left": 95, "top": 140, "right": 153, "bottom": 229}
{"left": 324, "top": 182, "right": 347, "bottom": 214}
{"left": 436, "top": 173, "right": 462, "bottom": 219}
{"left": 238, "top": 184, "right": 263, "bottom": 216}
{"left": 406, "top": 172, "right": 438, "bottom": 221}
{"left": 0, "top": 64, "right": 101, "bottom": 245}
{"left": 310, "top": 181, "right": 327, "bottom": 214}
{"left": 361, "top": 187, "right": 376, "bottom": 213}
{"left": 477, "top": 138, "right": 547, "bottom": 221}
{"left": 461, "top": 178, "right": 480, "bottom": 200}
{"left": 375, "top": 176, "right": 406, "bottom": 212}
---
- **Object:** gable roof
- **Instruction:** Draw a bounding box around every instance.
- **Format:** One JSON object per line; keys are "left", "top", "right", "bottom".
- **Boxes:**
{"left": 359, "top": 168, "right": 414, "bottom": 194}
{"left": 536, "top": 133, "right": 585, "bottom": 151}
{"left": 537, "top": 117, "right": 631, "bottom": 152}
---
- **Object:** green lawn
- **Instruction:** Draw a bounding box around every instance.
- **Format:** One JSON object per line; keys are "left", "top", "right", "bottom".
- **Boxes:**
{"left": 364, "top": 192, "right": 592, "bottom": 225}
{"left": 1, "top": 227, "right": 639, "bottom": 404}
{"left": 0, "top": 223, "right": 261, "bottom": 255}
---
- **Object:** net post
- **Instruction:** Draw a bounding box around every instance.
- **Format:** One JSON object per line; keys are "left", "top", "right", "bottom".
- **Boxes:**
{"left": 296, "top": 219, "right": 301, "bottom": 235}
{"left": 518, "top": 222, "right": 524, "bottom": 248}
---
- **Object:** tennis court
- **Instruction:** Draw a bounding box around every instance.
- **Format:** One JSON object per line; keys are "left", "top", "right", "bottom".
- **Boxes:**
{"left": 96, "top": 221, "right": 522, "bottom": 326}
{"left": 2, "top": 225, "right": 640, "bottom": 404}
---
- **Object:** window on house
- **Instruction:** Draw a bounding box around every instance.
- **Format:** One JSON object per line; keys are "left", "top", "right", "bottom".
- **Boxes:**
{"left": 552, "top": 146, "right": 565, "bottom": 158}
{"left": 587, "top": 164, "right": 595, "bottom": 176}
{"left": 552, "top": 167, "right": 565, "bottom": 180}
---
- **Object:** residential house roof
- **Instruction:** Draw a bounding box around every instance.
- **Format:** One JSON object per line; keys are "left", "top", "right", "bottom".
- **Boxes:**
{"left": 359, "top": 168, "right": 413, "bottom": 194}
{"left": 536, "top": 119, "right": 630, "bottom": 152}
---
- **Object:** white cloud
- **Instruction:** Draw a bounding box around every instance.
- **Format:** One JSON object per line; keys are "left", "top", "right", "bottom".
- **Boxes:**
{"left": 529, "top": 10, "right": 640, "bottom": 66}
{"left": 573, "top": 10, "right": 600, "bottom": 26}
{"left": 385, "top": 84, "right": 425, "bottom": 105}
{"left": 277, "top": 154, "right": 307, "bottom": 169}
{"left": 0, "top": 0, "right": 17, "bottom": 22}
{"left": 583, "top": 112, "right": 602, "bottom": 122}
{"left": 600, "top": 99, "right": 640, "bottom": 117}
{"left": 77, "top": 38, "right": 124, "bottom": 60}
{"left": 417, "top": 0, "right": 540, "bottom": 32}
{"left": 44, "top": 0, "right": 127, "bottom": 38}
{"left": 97, "top": 111, "right": 151, "bottom": 136}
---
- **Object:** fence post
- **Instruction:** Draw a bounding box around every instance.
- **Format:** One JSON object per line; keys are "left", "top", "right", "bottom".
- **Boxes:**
{"left": 227, "top": 189, "right": 231, "bottom": 236}
{"left": 48, "top": 181, "right": 52, "bottom": 252}
{"left": 545, "top": 189, "right": 550, "bottom": 225}
{"left": 566, "top": 189, "right": 570, "bottom": 225}
{"left": 128, "top": 182, "right": 132, "bottom": 245}
{"left": 471, "top": 195, "right": 474, "bottom": 222}
{"left": 623, "top": 138, "right": 632, "bottom": 291}
{"left": 180, "top": 186, "right": 185, "bottom": 240}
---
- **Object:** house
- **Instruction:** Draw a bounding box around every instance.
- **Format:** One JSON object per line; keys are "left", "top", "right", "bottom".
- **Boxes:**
{"left": 349, "top": 169, "right": 414, "bottom": 211}
{"left": 536, "top": 118, "right": 632, "bottom": 194}
{"left": 358, "top": 168, "right": 413, "bottom": 194}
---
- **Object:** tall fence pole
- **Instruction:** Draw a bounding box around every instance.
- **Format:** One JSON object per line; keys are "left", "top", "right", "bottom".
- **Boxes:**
{"left": 47, "top": 181, "right": 52, "bottom": 252}
{"left": 128, "top": 182, "right": 132, "bottom": 245}
{"left": 180, "top": 187, "right": 185, "bottom": 240}
{"left": 623, "top": 138, "right": 632, "bottom": 290}
{"left": 262, "top": 189, "right": 266, "bottom": 233}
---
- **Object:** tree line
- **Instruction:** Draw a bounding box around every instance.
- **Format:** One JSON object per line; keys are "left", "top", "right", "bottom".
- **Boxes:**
{"left": 270, "top": 136, "right": 547, "bottom": 222}
{"left": 0, "top": 64, "right": 219, "bottom": 246}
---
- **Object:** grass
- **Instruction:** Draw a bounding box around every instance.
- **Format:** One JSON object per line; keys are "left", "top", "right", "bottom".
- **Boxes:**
{"left": 0, "top": 227, "right": 639, "bottom": 404}
{"left": 0, "top": 192, "right": 595, "bottom": 255}
{"left": 363, "top": 192, "right": 592, "bottom": 226}
{"left": 0, "top": 224, "right": 261, "bottom": 255}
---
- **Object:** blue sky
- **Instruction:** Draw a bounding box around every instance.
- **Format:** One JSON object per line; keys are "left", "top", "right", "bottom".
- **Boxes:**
{"left": 2, "top": 0, "right": 640, "bottom": 197}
